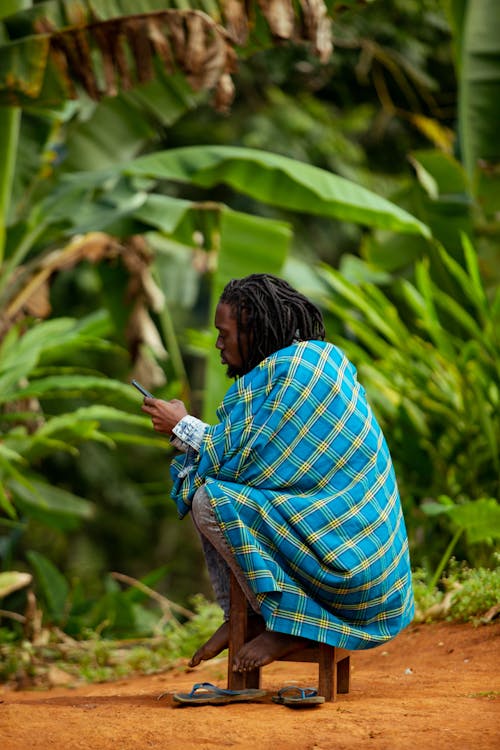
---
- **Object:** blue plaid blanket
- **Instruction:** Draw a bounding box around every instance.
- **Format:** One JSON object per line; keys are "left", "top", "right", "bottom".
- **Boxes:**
{"left": 170, "top": 341, "right": 414, "bottom": 649}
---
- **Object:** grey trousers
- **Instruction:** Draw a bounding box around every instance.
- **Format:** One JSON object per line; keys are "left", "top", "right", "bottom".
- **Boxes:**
{"left": 191, "top": 485, "right": 260, "bottom": 620}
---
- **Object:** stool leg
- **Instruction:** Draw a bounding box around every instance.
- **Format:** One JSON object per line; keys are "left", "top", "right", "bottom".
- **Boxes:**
{"left": 318, "top": 644, "right": 336, "bottom": 701}
{"left": 227, "top": 573, "right": 261, "bottom": 690}
{"left": 336, "top": 655, "right": 351, "bottom": 694}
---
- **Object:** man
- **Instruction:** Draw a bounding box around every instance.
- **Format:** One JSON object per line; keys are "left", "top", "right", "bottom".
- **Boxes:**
{"left": 142, "top": 274, "right": 414, "bottom": 674}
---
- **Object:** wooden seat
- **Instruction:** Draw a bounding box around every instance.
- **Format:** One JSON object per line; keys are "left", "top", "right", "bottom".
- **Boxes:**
{"left": 227, "top": 573, "right": 351, "bottom": 701}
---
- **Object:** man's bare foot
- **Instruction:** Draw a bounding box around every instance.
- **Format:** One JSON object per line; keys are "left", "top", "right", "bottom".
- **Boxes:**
{"left": 189, "top": 621, "right": 229, "bottom": 667}
{"left": 189, "top": 615, "right": 267, "bottom": 668}
{"left": 232, "top": 631, "right": 308, "bottom": 672}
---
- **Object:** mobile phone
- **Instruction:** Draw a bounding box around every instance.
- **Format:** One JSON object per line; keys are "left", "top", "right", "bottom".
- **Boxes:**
{"left": 131, "top": 379, "right": 154, "bottom": 399}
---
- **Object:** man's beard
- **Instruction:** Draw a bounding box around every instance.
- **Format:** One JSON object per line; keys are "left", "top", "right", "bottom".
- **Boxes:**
{"left": 225, "top": 363, "right": 243, "bottom": 379}
{"left": 225, "top": 361, "right": 248, "bottom": 379}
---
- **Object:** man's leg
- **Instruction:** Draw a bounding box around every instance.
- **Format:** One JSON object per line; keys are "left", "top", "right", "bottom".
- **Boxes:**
{"left": 189, "top": 486, "right": 264, "bottom": 667}
{"left": 190, "top": 486, "right": 308, "bottom": 672}
{"left": 196, "top": 532, "right": 231, "bottom": 619}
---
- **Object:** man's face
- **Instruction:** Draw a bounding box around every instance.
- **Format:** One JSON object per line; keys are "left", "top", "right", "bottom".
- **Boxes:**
{"left": 214, "top": 302, "right": 248, "bottom": 378}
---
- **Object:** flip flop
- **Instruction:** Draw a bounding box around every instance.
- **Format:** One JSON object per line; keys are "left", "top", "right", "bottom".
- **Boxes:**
{"left": 172, "top": 682, "right": 267, "bottom": 706}
{"left": 272, "top": 686, "right": 325, "bottom": 708}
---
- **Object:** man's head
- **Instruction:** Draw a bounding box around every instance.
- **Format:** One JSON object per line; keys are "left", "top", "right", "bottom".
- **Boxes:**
{"left": 215, "top": 273, "right": 325, "bottom": 378}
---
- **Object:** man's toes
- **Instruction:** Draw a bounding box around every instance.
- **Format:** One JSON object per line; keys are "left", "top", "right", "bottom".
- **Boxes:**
{"left": 232, "top": 655, "right": 248, "bottom": 672}
{"left": 188, "top": 654, "right": 201, "bottom": 668}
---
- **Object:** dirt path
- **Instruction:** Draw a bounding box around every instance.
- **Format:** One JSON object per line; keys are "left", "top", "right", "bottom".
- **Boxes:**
{"left": 1, "top": 622, "right": 499, "bottom": 750}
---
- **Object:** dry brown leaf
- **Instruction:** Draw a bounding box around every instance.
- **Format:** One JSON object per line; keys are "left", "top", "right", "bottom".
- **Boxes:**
{"left": 30, "top": 5, "right": 331, "bottom": 110}
{"left": 258, "top": 0, "right": 295, "bottom": 38}
{"left": 125, "top": 18, "right": 154, "bottom": 84}
{"left": 481, "top": 603, "right": 500, "bottom": 624}
{"left": 67, "top": 29, "right": 100, "bottom": 100}
{"left": 167, "top": 13, "right": 186, "bottom": 66}
{"left": 213, "top": 72, "right": 236, "bottom": 112}
{"left": 22, "top": 278, "right": 51, "bottom": 319}
{"left": 300, "top": 0, "right": 333, "bottom": 62}
{"left": 130, "top": 347, "right": 167, "bottom": 391}
{"left": 185, "top": 14, "right": 208, "bottom": 76}
{"left": 147, "top": 17, "right": 175, "bottom": 74}
{"left": 222, "top": 0, "right": 249, "bottom": 45}
{"left": 93, "top": 24, "right": 119, "bottom": 97}
{"left": 126, "top": 303, "right": 167, "bottom": 360}
{"left": 35, "top": 17, "right": 78, "bottom": 100}
{"left": 30, "top": 3, "right": 333, "bottom": 112}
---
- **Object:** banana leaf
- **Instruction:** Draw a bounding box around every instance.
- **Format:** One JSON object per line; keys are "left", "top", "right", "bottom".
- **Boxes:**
{"left": 458, "top": 0, "right": 500, "bottom": 175}
{"left": 422, "top": 496, "right": 500, "bottom": 544}
{"left": 124, "top": 146, "right": 431, "bottom": 238}
{"left": 8, "top": 476, "right": 95, "bottom": 530}
{"left": 0, "top": 0, "right": 334, "bottom": 107}
{"left": 0, "top": 373, "right": 139, "bottom": 405}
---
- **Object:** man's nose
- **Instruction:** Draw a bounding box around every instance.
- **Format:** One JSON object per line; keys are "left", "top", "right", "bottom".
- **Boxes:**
{"left": 215, "top": 336, "right": 223, "bottom": 350}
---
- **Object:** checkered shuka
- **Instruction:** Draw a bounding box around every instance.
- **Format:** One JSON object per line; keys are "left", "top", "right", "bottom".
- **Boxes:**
{"left": 170, "top": 341, "right": 415, "bottom": 650}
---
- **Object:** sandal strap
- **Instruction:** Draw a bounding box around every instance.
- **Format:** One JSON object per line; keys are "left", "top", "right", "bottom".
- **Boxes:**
{"left": 277, "top": 685, "right": 318, "bottom": 699}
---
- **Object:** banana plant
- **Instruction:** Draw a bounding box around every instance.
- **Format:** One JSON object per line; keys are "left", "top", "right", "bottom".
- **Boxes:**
{"left": 317, "top": 235, "right": 500, "bottom": 562}
{"left": 0, "top": 0, "right": 340, "bottom": 265}
{"left": 0, "top": 311, "right": 171, "bottom": 530}
{"left": 0, "top": 0, "right": 336, "bottom": 105}
{"left": 350, "top": 1, "right": 500, "bottom": 282}
{"left": 2, "top": 143, "right": 431, "bottom": 417}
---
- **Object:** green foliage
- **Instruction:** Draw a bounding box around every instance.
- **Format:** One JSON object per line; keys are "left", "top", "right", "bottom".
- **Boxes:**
{"left": 413, "top": 556, "right": 500, "bottom": 624}
{"left": 161, "top": 594, "right": 223, "bottom": 660}
{"left": 0, "top": 592, "right": 222, "bottom": 687}
{"left": 446, "top": 561, "right": 500, "bottom": 622}
{"left": 26, "top": 550, "right": 69, "bottom": 624}
{"left": 0, "top": 312, "right": 168, "bottom": 534}
{"left": 124, "top": 145, "right": 430, "bottom": 238}
{"left": 422, "top": 495, "right": 500, "bottom": 589}
{"left": 317, "top": 237, "right": 500, "bottom": 569}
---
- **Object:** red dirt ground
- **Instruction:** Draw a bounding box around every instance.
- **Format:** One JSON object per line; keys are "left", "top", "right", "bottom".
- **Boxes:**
{"left": 1, "top": 621, "right": 499, "bottom": 750}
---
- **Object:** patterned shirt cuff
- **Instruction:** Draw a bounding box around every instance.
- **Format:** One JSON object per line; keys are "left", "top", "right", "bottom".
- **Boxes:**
{"left": 171, "top": 415, "right": 208, "bottom": 453}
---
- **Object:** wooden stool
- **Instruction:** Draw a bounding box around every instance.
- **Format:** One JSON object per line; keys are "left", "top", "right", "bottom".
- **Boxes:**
{"left": 227, "top": 573, "right": 351, "bottom": 701}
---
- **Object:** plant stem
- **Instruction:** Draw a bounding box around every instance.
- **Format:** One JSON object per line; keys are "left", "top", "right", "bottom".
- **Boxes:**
{"left": 0, "top": 220, "right": 48, "bottom": 302}
{"left": 0, "top": 108, "right": 21, "bottom": 266}
{"left": 428, "top": 527, "right": 463, "bottom": 591}
{"left": 0, "top": 0, "right": 31, "bottom": 263}
{"left": 157, "top": 299, "right": 191, "bottom": 400}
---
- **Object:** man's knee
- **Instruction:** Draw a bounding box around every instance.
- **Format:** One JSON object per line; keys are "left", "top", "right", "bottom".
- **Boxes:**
{"left": 192, "top": 484, "right": 212, "bottom": 530}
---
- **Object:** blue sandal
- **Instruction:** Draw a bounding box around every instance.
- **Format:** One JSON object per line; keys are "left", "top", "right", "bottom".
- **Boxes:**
{"left": 173, "top": 682, "right": 267, "bottom": 706}
{"left": 272, "top": 686, "right": 325, "bottom": 707}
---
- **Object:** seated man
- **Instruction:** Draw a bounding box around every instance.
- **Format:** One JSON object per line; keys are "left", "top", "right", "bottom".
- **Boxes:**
{"left": 142, "top": 273, "right": 414, "bottom": 673}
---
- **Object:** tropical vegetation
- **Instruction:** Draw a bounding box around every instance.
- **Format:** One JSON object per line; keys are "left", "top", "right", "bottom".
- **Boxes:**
{"left": 0, "top": 0, "right": 498, "bottom": 685}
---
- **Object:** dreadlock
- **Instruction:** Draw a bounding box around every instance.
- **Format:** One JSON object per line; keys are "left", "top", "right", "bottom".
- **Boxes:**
{"left": 219, "top": 273, "right": 326, "bottom": 373}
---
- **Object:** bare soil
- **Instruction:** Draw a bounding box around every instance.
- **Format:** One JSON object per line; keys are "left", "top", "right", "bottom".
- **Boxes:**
{"left": 1, "top": 621, "right": 499, "bottom": 750}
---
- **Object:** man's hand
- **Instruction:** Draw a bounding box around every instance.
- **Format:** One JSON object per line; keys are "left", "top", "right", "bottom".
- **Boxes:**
{"left": 141, "top": 398, "right": 188, "bottom": 435}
